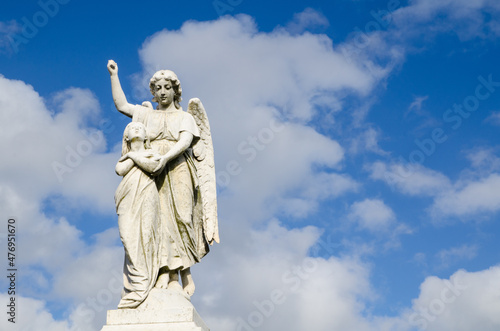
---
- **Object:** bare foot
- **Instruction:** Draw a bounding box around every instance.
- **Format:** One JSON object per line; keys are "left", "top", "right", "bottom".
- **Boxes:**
{"left": 167, "top": 270, "right": 183, "bottom": 292}
{"left": 181, "top": 268, "right": 195, "bottom": 296}
{"left": 155, "top": 268, "right": 170, "bottom": 289}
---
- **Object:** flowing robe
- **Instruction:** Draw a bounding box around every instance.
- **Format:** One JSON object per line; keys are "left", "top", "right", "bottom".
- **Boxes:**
{"left": 115, "top": 160, "right": 160, "bottom": 308}
{"left": 132, "top": 106, "right": 208, "bottom": 272}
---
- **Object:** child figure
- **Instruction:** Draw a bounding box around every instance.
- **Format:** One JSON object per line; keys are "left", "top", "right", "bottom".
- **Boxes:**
{"left": 114, "top": 122, "right": 161, "bottom": 308}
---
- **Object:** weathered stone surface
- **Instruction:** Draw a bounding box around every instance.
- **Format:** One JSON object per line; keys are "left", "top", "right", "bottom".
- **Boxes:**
{"left": 101, "top": 288, "right": 209, "bottom": 331}
{"left": 104, "top": 60, "right": 217, "bottom": 330}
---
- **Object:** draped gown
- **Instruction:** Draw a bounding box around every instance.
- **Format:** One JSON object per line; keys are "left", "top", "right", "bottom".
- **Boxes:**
{"left": 115, "top": 153, "right": 161, "bottom": 308}
{"left": 132, "top": 106, "right": 209, "bottom": 273}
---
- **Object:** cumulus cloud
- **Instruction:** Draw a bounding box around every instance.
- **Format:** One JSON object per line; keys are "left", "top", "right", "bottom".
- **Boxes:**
{"left": 0, "top": 11, "right": 391, "bottom": 331}
{"left": 0, "top": 73, "right": 125, "bottom": 330}
{"left": 485, "top": 111, "right": 500, "bottom": 126}
{"left": 0, "top": 186, "right": 124, "bottom": 330}
{"left": 406, "top": 267, "right": 500, "bottom": 331}
{"left": 464, "top": 147, "right": 500, "bottom": 173}
{"left": 435, "top": 244, "right": 479, "bottom": 269}
{"left": 275, "top": 172, "right": 359, "bottom": 218}
{"left": 136, "top": 14, "right": 378, "bottom": 121}
{"left": 349, "top": 198, "right": 396, "bottom": 232}
{"left": 0, "top": 75, "right": 119, "bottom": 213}
{"left": 0, "top": 294, "right": 69, "bottom": 330}
{"left": 423, "top": 149, "right": 500, "bottom": 219}
{"left": 193, "top": 220, "right": 385, "bottom": 331}
{"left": 118, "top": 13, "right": 420, "bottom": 331}
{"left": 392, "top": 0, "right": 500, "bottom": 40}
{"left": 284, "top": 8, "right": 330, "bottom": 34}
{"left": 431, "top": 173, "right": 500, "bottom": 218}
{"left": 349, "top": 127, "right": 388, "bottom": 155}
{"left": 133, "top": 14, "right": 388, "bottom": 223}
{"left": 3, "top": 4, "right": 499, "bottom": 331}
{"left": 368, "top": 161, "right": 451, "bottom": 196}
{"left": 369, "top": 158, "right": 500, "bottom": 221}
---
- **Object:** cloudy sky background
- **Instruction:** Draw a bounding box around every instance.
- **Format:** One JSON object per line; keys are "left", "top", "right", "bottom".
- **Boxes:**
{"left": 1, "top": 0, "right": 500, "bottom": 330}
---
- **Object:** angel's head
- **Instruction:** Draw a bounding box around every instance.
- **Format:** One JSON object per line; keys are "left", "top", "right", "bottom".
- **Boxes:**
{"left": 121, "top": 122, "right": 151, "bottom": 156}
{"left": 149, "top": 70, "right": 182, "bottom": 109}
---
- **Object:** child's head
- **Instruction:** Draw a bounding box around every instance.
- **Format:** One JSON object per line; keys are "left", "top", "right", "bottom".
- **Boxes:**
{"left": 121, "top": 122, "right": 150, "bottom": 155}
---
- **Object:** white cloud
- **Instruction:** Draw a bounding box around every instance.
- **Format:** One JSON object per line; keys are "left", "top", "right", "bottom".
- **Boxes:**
{"left": 465, "top": 147, "right": 500, "bottom": 170}
{"left": 0, "top": 20, "right": 21, "bottom": 54}
{"left": 274, "top": 171, "right": 358, "bottom": 218}
{"left": 3, "top": 6, "right": 499, "bottom": 331}
{"left": 0, "top": 294, "right": 69, "bottom": 331}
{"left": 52, "top": 229, "right": 122, "bottom": 303}
{"left": 0, "top": 187, "right": 84, "bottom": 274}
{"left": 349, "top": 127, "right": 388, "bottom": 155}
{"left": 431, "top": 173, "right": 500, "bottom": 218}
{"left": 435, "top": 244, "right": 479, "bottom": 269}
{"left": 392, "top": 0, "right": 500, "bottom": 40}
{"left": 406, "top": 266, "right": 500, "bottom": 331}
{"left": 133, "top": 14, "right": 388, "bottom": 223}
{"left": 136, "top": 14, "right": 378, "bottom": 122}
{"left": 284, "top": 8, "right": 330, "bottom": 34}
{"left": 0, "top": 186, "right": 124, "bottom": 330}
{"left": 192, "top": 220, "right": 383, "bottom": 331}
{"left": 349, "top": 198, "right": 396, "bottom": 232}
{"left": 0, "top": 75, "right": 119, "bottom": 213}
{"left": 461, "top": 147, "right": 500, "bottom": 180}
{"left": 227, "top": 122, "right": 346, "bottom": 220}
{"left": 406, "top": 95, "right": 429, "bottom": 117}
{"left": 303, "top": 172, "right": 359, "bottom": 200}
{"left": 369, "top": 159, "right": 500, "bottom": 220}
{"left": 368, "top": 161, "right": 451, "bottom": 196}
{"left": 484, "top": 111, "right": 500, "bottom": 126}
{"left": 0, "top": 12, "right": 394, "bottom": 331}
{"left": 0, "top": 74, "right": 127, "bottom": 330}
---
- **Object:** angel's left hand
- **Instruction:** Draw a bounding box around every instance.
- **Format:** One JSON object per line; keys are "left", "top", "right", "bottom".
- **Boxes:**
{"left": 152, "top": 156, "right": 168, "bottom": 176}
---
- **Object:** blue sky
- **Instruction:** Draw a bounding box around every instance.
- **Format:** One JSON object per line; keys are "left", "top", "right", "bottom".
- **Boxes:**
{"left": 1, "top": 0, "right": 500, "bottom": 330}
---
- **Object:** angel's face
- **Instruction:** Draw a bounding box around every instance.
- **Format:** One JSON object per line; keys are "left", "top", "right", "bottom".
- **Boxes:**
{"left": 154, "top": 78, "right": 175, "bottom": 107}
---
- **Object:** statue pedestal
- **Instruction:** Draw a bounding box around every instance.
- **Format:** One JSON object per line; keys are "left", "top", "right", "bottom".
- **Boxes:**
{"left": 101, "top": 288, "right": 209, "bottom": 331}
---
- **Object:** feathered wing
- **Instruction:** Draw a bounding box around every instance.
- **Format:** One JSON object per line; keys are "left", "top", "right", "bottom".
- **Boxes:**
{"left": 188, "top": 98, "right": 220, "bottom": 245}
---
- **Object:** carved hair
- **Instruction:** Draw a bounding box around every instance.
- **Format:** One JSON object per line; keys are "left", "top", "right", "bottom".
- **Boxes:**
{"left": 149, "top": 70, "right": 182, "bottom": 109}
{"left": 121, "top": 122, "right": 151, "bottom": 156}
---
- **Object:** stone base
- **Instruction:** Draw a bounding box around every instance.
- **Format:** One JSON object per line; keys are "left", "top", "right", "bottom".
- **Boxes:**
{"left": 101, "top": 288, "right": 209, "bottom": 331}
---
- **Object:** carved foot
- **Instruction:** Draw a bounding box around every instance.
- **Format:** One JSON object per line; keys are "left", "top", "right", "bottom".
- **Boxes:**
{"left": 167, "top": 270, "right": 183, "bottom": 291}
{"left": 155, "top": 267, "right": 176, "bottom": 289}
{"left": 181, "top": 268, "right": 195, "bottom": 297}
{"left": 155, "top": 272, "right": 169, "bottom": 289}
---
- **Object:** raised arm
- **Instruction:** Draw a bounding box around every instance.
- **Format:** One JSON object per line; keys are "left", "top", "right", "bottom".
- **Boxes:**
{"left": 107, "top": 60, "right": 135, "bottom": 118}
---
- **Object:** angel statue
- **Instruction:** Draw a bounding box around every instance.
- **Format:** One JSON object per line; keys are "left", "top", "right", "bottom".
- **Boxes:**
{"left": 107, "top": 60, "right": 219, "bottom": 303}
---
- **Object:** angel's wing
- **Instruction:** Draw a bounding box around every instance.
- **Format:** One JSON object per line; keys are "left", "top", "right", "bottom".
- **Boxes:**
{"left": 188, "top": 98, "right": 220, "bottom": 245}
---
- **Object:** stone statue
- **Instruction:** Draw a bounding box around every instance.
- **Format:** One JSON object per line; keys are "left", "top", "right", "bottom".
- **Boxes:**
{"left": 107, "top": 60, "right": 219, "bottom": 308}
